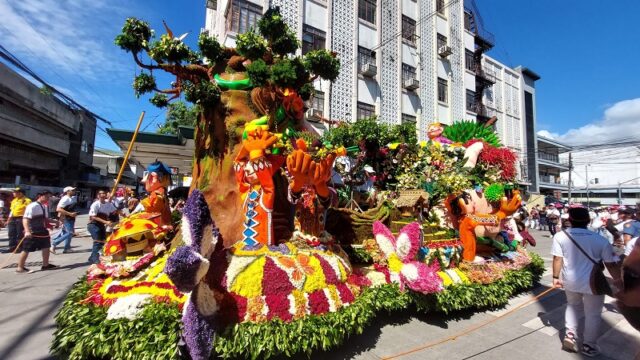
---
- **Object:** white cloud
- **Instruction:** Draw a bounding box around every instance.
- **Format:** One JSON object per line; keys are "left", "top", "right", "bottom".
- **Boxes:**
{"left": 537, "top": 98, "right": 640, "bottom": 145}
{"left": 0, "top": 0, "right": 130, "bottom": 81}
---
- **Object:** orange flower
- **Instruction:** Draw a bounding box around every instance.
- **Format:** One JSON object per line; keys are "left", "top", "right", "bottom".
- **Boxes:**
{"left": 282, "top": 91, "right": 305, "bottom": 120}
{"left": 277, "top": 254, "right": 315, "bottom": 282}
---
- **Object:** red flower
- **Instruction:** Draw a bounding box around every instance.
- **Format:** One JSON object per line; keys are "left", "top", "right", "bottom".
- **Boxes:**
{"left": 265, "top": 294, "right": 292, "bottom": 322}
{"left": 308, "top": 289, "right": 330, "bottom": 315}
{"left": 262, "top": 257, "right": 295, "bottom": 296}
{"left": 314, "top": 254, "right": 339, "bottom": 285}
{"left": 335, "top": 283, "right": 355, "bottom": 304}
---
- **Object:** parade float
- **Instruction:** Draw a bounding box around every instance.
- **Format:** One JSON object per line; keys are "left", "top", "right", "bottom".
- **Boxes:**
{"left": 51, "top": 9, "right": 544, "bottom": 360}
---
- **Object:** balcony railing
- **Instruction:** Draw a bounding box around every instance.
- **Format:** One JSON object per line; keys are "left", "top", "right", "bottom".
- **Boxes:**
{"left": 474, "top": 64, "right": 497, "bottom": 84}
{"left": 537, "top": 152, "right": 569, "bottom": 167}
{"left": 539, "top": 175, "right": 569, "bottom": 186}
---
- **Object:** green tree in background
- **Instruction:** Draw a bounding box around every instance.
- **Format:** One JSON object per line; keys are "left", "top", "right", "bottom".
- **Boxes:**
{"left": 156, "top": 101, "right": 199, "bottom": 135}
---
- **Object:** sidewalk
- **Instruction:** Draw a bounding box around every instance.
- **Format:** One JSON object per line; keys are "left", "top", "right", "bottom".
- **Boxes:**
{"left": 0, "top": 214, "right": 95, "bottom": 360}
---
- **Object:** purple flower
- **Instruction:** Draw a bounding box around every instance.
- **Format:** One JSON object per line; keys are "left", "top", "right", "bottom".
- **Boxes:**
{"left": 182, "top": 300, "right": 215, "bottom": 360}
{"left": 165, "top": 247, "right": 205, "bottom": 292}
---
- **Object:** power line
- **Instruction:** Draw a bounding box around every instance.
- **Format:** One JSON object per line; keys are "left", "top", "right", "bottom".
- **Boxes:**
{"left": 0, "top": 21, "right": 131, "bottom": 125}
{"left": 0, "top": 44, "right": 113, "bottom": 127}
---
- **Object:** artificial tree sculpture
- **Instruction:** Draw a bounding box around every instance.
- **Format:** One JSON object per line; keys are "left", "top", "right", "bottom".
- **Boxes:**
{"left": 116, "top": 8, "right": 339, "bottom": 245}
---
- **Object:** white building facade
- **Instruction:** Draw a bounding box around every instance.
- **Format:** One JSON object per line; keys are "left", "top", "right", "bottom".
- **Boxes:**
{"left": 204, "top": 0, "right": 539, "bottom": 183}
{"left": 560, "top": 147, "right": 640, "bottom": 206}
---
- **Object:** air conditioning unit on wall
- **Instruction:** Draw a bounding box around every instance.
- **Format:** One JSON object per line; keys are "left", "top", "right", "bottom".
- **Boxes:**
{"left": 359, "top": 63, "right": 378, "bottom": 77}
{"left": 438, "top": 45, "right": 453, "bottom": 58}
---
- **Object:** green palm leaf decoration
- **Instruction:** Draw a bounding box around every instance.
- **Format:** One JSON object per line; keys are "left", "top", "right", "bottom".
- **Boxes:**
{"left": 442, "top": 120, "right": 502, "bottom": 147}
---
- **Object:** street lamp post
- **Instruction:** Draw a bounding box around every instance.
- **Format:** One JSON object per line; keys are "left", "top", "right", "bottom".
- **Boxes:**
{"left": 618, "top": 176, "right": 640, "bottom": 205}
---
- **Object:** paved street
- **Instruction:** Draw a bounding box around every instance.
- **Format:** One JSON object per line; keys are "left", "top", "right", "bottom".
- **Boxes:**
{"left": 0, "top": 222, "right": 639, "bottom": 360}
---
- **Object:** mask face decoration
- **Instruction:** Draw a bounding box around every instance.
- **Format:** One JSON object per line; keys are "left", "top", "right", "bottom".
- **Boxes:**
{"left": 427, "top": 123, "right": 444, "bottom": 139}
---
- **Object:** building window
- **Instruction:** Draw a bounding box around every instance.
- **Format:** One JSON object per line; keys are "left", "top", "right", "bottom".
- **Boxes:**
{"left": 358, "top": 0, "right": 376, "bottom": 24}
{"left": 466, "top": 89, "right": 477, "bottom": 112}
{"left": 227, "top": 0, "right": 262, "bottom": 34}
{"left": 81, "top": 140, "right": 88, "bottom": 153}
{"left": 437, "top": 77, "right": 448, "bottom": 103}
{"left": 464, "top": 11, "right": 472, "bottom": 31}
{"left": 402, "top": 64, "right": 417, "bottom": 83}
{"left": 357, "top": 102, "right": 375, "bottom": 119}
{"left": 206, "top": 0, "right": 217, "bottom": 9}
{"left": 312, "top": 90, "right": 324, "bottom": 116}
{"left": 401, "top": 114, "right": 417, "bottom": 124}
{"left": 437, "top": 33, "right": 447, "bottom": 49}
{"left": 436, "top": 0, "right": 445, "bottom": 15}
{"left": 302, "top": 25, "right": 326, "bottom": 54}
{"left": 402, "top": 16, "right": 416, "bottom": 45}
{"left": 358, "top": 46, "right": 376, "bottom": 68}
{"left": 465, "top": 49, "right": 475, "bottom": 71}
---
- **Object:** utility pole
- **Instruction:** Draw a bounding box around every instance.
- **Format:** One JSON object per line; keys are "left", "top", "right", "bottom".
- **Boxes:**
{"left": 585, "top": 164, "right": 589, "bottom": 208}
{"left": 567, "top": 152, "right": 572, "bottom": 203}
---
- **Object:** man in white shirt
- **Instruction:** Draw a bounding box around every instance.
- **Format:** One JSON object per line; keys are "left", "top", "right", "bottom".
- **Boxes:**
{"left": 546, "top": 205, "right": 560, "bottom": 236}
{"left": 50, "top": 186, "right": 78, "bottom": 254}
{"left": 87, "top": 189, "right": 118, "bottom": 264}
{"left": 551, "top": 207, "right": 620, "bottom": 356}
{"left": 16, "top": 191, "right": 59, "bottom": 273}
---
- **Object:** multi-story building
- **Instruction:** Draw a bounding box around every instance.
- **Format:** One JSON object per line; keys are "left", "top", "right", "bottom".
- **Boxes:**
{"left": 560, "top": 146, "right": 640, "bottom": 206}
{"left": 0, "top": 61, "right": 99, "bottom": 193}
{"left": 535, "top": 135, "right": 571, "bottom": 198}
{"left": 204, "top": 0, "right": 540, "bottom": 184}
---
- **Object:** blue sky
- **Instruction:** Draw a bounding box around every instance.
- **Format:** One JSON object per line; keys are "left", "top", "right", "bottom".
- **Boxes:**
{"left": 1, "top": 0, "right": 639, "bottom": 150}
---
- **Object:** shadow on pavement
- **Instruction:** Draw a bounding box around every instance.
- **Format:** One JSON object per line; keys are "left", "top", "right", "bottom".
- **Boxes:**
{"left": 0, "top": 284, "right": 71, "bottom": 360}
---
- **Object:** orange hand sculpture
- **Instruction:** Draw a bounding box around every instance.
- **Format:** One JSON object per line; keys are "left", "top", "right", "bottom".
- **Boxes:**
{"left": 311, "top": 152, "right": 336, "bottom": 198}
{"left": 287, "top": 148, "right": 314, "bottom": 193}
{"left": 496, "top": 190, "right": 521, "bottom": 220}
{"left": 242, "top": 129, "right": 279, "bottom": 161}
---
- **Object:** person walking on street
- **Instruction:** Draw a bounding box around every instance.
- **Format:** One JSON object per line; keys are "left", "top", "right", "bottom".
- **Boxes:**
{"left": 529, "top": 205, "right": 540, "bottom": 230}
{"left": 87, "top": 189, "right": 118, "bottom": 264}
{"left": 551, "top": 207, "right": 621, "bottom": 357}
{"left": 50, "top": 186, "right": 78, "bottom": 254}
{"left": 16, "top": 191, "right": 58, "bottom": 273}
{"left": 3, "top": 188, "right": 31, "bottom": 253}
{"left": 539, "top": 205, "right": 547, "bottom": 231}
{"left": 546, "top": 204, "right": 560, "bottom": 237}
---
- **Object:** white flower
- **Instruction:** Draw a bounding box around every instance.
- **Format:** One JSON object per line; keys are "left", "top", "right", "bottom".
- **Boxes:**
{"left": 106, "top": 294, "right": 151, "bottom": 320}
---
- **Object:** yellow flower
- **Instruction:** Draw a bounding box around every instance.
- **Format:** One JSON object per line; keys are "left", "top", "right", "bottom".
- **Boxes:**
{"left": 229, "top": 256, "right": 266, "bottom": 298}
{"left": 388, "top": 253, "right": 403, "bottom": 273}
{"left": 302, "top": 255, "right": 327, "bottom": 292}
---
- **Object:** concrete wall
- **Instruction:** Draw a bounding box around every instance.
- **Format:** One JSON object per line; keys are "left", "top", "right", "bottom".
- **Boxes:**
{"left": 0, "top": 62, "right": 97, "bottom": 186}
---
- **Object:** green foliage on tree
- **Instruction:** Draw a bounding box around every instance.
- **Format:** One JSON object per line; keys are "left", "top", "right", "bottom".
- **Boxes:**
{"left": 298, "top": 83, "right": 314, "bottom": 101}
{"left": 149, "top": 93, "right": 169, "bottom": 108}
{"left": 182, "top": 80, "right": 220, "bottom": 107}
{"left": 322, "top": 117, "right": 418, "bottom": 149}
{"left": 390, "top": 122, "right": 418, "bottom": 145}
{"left": 198, "top": 33, "right": 223, "bottom": 63}
{"left": 156, "top": 101, "right": 199, "bottom": 135}
{"left": 148, "top": 34, "right": 192, "bottom": 63}
{"left": 116, "top": 7, "right": 341, "bottom": 113}
{"left": 245, "top": 59, "right": 271, "bottom": 87}
{"left": 115, "top": 17, "right": 153, "bottom": 53}
{"left": 304, "top": 50, "right": 340, "bottom": 82}
{"left": 132, "top": 72, "right": 156, "bottom": 97}
{"left": 236, "top": 30, "right": 267, "bottom": 60}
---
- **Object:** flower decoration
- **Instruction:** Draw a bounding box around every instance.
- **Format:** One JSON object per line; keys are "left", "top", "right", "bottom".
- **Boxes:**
{"left": 372, "top": 221, "right": 443, "bottom": 294}
{"left": 164, "top": 190, "right": 223, "bottom": 360}
{"left": 282, "top": 88, "right": 304, "bottom": 120}
{"left": 484, "top": 183, "right": 505, "bottom": 202}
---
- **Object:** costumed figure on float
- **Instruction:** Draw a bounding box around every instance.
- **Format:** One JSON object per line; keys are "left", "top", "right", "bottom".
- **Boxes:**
{"left": 52, "top": 9, "right": 544, "bottom": 360}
